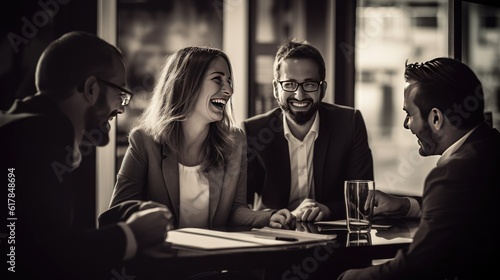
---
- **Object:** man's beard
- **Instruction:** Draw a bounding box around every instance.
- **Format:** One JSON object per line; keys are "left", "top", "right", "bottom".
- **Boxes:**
{"left": 82, "top": 97, "right": 114, "bottom": 147}
{"left": 416, "top": 122, "right": 439, "bottom": 156}
{"left": 278, "top": 98, "right": 320, "bottom": 125}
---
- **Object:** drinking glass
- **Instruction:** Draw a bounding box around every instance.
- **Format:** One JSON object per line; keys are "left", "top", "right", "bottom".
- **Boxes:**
{"left": 344, "top": 180, "right": 375, "bottom": 233}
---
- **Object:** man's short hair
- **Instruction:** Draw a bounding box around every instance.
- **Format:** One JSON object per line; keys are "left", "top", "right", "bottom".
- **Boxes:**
{"left": 404, "top": 57, "right": 485, "bottom": 130}
{"left": 273, "top": 40, "right": 326, "bottom": 81}
{"left": 35, "top": 31, "right": 123, "bottom": 100}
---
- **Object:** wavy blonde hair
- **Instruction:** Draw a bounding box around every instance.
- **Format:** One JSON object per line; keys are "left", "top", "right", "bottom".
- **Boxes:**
{"left": 133, "top": 46, "right": 239, "bottom": 171}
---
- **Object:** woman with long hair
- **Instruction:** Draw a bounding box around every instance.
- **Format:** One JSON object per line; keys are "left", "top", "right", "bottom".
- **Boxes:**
{"left": 109, "top": 46, "right": 293, "bottom": 230}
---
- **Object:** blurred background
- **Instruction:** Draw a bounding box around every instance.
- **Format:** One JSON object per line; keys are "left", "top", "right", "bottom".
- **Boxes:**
{"left": 1, "top": 0, "right": 499, "bottom": 222}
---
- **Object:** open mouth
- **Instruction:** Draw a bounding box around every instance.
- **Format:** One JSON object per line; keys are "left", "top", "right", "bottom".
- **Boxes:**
{"left": 291, "top": 101, "right": 310, "bottom": 108}
{"left": 211, "top": 98, "right": 227, "bottom": 110}
{"left": 289, "top": 100, "right": 312, "bottom": 110}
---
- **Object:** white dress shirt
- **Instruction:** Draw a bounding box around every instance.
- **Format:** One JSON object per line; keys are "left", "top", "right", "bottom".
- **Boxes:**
{"left": 178, "top": 163, "right": 210, "bottom": 228}
{"left": 283, "top": 112, "right": 320, "bottom": 210}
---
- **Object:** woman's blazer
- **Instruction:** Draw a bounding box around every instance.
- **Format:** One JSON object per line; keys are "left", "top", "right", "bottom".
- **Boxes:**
{"left": 109, "top": 128, "right": 272, "bottom": 230}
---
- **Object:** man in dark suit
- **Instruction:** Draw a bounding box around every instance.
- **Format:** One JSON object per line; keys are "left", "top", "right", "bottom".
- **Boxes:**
{"left": 338, "top": 57, "right": 500, "bottom": 279}
{"left": 244, "top": 40, "right": 374, "bottom": 222}
{"left": 0, "top": 31, "right": 173, "bottom": 280}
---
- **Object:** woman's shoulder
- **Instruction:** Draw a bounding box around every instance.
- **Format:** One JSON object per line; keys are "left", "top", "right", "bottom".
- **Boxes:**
{"left": 128, "top": 127, "right": 159, "bottom": 147}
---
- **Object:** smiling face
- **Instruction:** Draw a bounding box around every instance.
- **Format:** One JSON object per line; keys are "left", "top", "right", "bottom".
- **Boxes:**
{"left": 274, "top": 58, "right": 324, "bottom": 125}
{"left": 403, "top": 81, "right": 438, "bottom": 156}
{"left": 83, "top": 55, "right": 127, "bottom": 146}
{"left": 190, "top": 56, "right": 233, "bottom": 125}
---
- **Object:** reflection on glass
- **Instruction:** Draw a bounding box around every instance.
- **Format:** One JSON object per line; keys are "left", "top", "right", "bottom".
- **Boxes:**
{"left": 355, "top": 0, "right": 447, "bottom": 196}
{"left": 462, "top": 2, "right": 500, "bottom": 129}
{"left": 347, "top": 232, "right": 372, "bottom": 247}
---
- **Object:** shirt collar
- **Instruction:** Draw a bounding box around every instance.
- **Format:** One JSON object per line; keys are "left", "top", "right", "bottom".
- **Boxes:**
{"left": 437, "top": 125, "right": 478, "bottom": 166}
{"left": 283, "top": 111, "right": 320, "bottom": 142}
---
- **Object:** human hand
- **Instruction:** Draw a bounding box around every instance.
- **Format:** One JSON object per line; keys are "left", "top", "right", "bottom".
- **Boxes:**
{"left": 295, "top": 221, "right": 320, "bottom": 233}
{"left": 269, "top": 209, "right": 296, "bottom": 229}
{"left": 126, "top": 205, "right": 174, "bottom": 248}
{"left": 291, "top": 198, "right": 329, "bottom": 222}
{"left": 368, "top": 190, "right": 410, "bottom": 216}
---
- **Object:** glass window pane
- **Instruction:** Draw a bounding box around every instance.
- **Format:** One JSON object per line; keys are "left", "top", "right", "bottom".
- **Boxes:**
{"left": 355, "top": 0, "right": 448, "bottom": 196}
{"left": 462, "top": 2, "right": 500, "bottom": 129}
{"left": 116, "top": 0, "right": 223, "bottom": 170}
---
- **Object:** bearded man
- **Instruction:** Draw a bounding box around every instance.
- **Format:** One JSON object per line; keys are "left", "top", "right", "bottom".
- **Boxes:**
{"left": 244, "top": 40, "right": 374, "bottom": 222}
{"left": 0, "top": 31, "right": 172, "bottom": 280}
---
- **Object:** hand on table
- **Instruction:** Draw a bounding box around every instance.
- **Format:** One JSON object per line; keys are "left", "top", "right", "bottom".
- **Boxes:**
{"left": 291, "top": 198, "right": 330, "bottom": 222}
{"left": 126, "top": 203, "right": 174, "bottom": 248}
{"left": 270, "top": 208, "right": 296, "bottom": 229}
{"left": 295, "top": 221, "right": 321, "bottom": 233}
{"left": 368, "top": 190, "right": 410, "bottom": 216}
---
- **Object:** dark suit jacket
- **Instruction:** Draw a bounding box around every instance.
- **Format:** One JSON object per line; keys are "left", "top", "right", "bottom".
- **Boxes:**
{"left": 108, "top": 128, "right": 272, "bottom": 230}
{"left": 244, "top": 103, "right": 374, "bottom": 220}
{"left": 339, "top": 122, "right": 500, "bottom": 280}
{"left": 0, "top": 95, "right": 128, "bottom": 280}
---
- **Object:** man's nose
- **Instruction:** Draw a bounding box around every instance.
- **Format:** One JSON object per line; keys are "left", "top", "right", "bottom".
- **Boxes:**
{"left": 117, "top": 105, "right": 125, "bottom": 115}
{"left": 293, "top": 87, "right": 307, "bottom": 100}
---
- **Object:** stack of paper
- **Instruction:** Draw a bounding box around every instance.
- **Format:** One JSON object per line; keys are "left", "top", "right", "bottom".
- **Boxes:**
{"left": 166, "top": 227, "right": 336, "bottom": 250}
{"left": 252, "top": 227, "right": 337, "bottom": 241}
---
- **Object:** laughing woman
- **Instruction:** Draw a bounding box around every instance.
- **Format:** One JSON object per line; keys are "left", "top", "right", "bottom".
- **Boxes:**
{"left": 107, "top": 46, "right": 293, "bottom": 230}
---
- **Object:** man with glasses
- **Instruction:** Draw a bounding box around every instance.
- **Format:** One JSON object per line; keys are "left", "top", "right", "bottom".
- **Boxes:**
{"left": 244, "top": 40, "right": 374, "bottom": 223}
{"left": 0, "top": 31, "right": 173, "bottom": 279}
{"left": 96, "top": 78, "right": 133, "bottom": 106}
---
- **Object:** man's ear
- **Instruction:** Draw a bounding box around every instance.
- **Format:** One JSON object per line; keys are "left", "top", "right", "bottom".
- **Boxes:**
{"left": 82, "top": 76, "right": 99, "bottom": 105}
{"left": 272, "top": 79, "right": 279, "bottom": 99}
{"left": 428, "top": 108, "right": 444, "bottom": 131}
{"left": 320, "top": 80, "right": 327, "bottom": 101}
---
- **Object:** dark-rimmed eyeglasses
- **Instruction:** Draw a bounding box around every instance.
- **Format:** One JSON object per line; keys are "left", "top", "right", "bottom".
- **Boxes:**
{"left": 277, "top": 80, "right": 324, "bottom": 92}
{"left": 96, "top": 78, "right": 133, "bottom": 106}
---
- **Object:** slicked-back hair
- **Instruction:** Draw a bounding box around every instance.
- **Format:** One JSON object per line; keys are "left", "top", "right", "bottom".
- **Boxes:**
{"left": 273, "top": 40, "right": 326, "bottom": 81}
{"left": 35, "top": 31, "right": 123, "bottom": 100}
{"left": 133, "top": 46, "right": 238, "bottom": 171}
{"left": 404, "top": 57, "right": 485, "bottom": 130}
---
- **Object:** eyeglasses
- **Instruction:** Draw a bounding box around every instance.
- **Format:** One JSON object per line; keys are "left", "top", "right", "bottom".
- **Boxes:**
{"left": 96, "top": 78, "right": 133, "bottom": 106}
{"left": 277, "top": 80, "right": 324, "bottom": 92}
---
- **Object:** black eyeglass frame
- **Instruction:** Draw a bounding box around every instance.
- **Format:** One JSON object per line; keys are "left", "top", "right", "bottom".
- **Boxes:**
{"left": 96, "top": 78, "right": 134, "bottom": 106}
{"left": 276, "top": 80, "right": 324, "bottom": 92}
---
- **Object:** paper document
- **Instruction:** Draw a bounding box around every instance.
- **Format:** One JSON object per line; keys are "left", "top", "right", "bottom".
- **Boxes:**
{"left": 166, "top": 227, "right": 336, "bottom": 250}
{"left": 252, "top": 227, "right": 337, "bottom": 241}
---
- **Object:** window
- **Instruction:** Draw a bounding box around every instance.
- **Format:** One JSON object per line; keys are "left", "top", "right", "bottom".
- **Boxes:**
{"left": 115, "top": 0, "right": 223, "bottom": 169}
{"left": 248, "top": 0, "right": 333, "bottom": 117}
{"left": 462, "top": 1, "right": 500, "bottom": 129}
{"left": 355, "top": 0, "right": 448, "bottom": 196}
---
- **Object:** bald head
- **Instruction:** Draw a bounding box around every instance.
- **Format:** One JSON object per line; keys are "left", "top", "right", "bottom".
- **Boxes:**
{"left": 35, "top": 31, "right": 124, "bottom": 100}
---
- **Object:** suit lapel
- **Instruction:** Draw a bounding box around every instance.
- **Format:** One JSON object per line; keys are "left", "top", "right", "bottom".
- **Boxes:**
{"left": 161, "top": 145, "right": 180, "bottom": 220}
{"left": 313, "top": 107, "right": 330, "bottom": 199}
{"left": 270, "top": 111, "right": 292, "bottom": 206}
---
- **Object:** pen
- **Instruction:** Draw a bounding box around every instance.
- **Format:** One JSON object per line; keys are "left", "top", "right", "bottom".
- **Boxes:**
{"left": 254, "top": 235, "right": 298, "bottom": 242}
